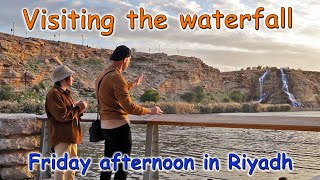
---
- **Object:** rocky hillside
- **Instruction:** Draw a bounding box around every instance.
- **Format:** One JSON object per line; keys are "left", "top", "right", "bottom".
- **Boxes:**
{"left": 0, "top": 32, "right": 320, "bottom": 106}
{"left": 221, "top": 69, "right": 320, "bottom": 106}
{"left": 0, "top": 33, "right": 220, "bottom": 98}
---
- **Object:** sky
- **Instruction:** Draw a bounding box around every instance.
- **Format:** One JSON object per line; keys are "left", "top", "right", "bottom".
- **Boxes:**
{"left": 1, "top": 0, "right": 320, "bottom": 71}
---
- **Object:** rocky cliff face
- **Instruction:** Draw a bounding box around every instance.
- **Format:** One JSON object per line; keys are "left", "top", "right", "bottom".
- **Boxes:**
{"left": 0, "top": 32, "right": 221, "bottom": 98}
{"left": 0, "top": 32, "right": 319, "bottom": 106}
{"left": 221, "top": 69, "right": 320, "bottom": 106}
{"left": 0, "top": 33, "right": 113, "bottom": 91}
{"left": 286, "top": 70, "right": 320, "bottom": 106}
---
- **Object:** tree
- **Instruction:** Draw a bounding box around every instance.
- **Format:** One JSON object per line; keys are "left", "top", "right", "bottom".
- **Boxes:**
{"left": 180, "top": 92, "right": 197, "bottom": 102}
{"left": 0, "top": 85, "right": 15, "bottom": 100}
{"left": 229, "top": 90, "right": 245, "bottom": 103}
{"left": 180, "top": 86, "right": 206, "bottom": 103}
{"left": 193, "top": 86, "right": 205, "bottom": 102}
{"left": 140, "top": 89, "right": 160, "bottom": 102}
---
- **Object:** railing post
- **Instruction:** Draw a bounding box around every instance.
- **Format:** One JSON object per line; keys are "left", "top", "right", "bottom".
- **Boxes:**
{"left": 39, "top": 119, "right": 51, "bottom": 179}
{"left": 152, "top": 125, "right": 159, "bottom": 180}
{"left": 143, "top": 124, "right": 159, "bottom": 180}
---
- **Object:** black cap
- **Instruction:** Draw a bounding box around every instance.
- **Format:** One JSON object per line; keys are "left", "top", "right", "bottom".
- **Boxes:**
{"left": 110, "top": 45, "right": 131, "bottom": 61}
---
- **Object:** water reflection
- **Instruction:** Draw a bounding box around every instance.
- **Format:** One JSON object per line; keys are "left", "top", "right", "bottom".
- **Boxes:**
{"left": 77, "top": 123, "right": 320, "bottom": 180}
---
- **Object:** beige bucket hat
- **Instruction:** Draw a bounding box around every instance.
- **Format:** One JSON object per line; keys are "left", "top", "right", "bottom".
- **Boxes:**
{"left": 52, "top": 65, "right": 75, "bottom": 83}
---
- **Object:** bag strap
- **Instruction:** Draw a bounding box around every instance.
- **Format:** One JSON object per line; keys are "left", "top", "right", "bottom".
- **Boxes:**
{"left": 96, "top": 70, "right": 115, "bottom": 120}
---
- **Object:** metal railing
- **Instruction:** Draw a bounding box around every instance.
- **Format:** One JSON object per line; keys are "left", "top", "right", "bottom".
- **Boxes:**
{"left": 38, "top": 112, "right": 320, "bottom": 180}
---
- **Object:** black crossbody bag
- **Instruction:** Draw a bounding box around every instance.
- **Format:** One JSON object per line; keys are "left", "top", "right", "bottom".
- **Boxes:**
{"left": 89, "top": 70, "right": 114, "bottom": 142}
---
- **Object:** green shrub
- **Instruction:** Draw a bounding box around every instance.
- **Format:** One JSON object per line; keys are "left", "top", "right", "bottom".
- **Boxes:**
{"left": 0, "top": 100, "right": 44, "bottom": 114}
{"left": 26, "top": 63, "right": 38, "bottom": 73}
{"left": 72, "top": 59, "right": 82, "bottom": 65}
{"left": 90, "top": 92, "right": 96, "bottom": 98}
{"left": 194, "top": 86, "right": 205, "bottom": 102}
{"left": 140, "top": 89, "right": 160, "bottom": 102}
{"left": 222, "top": 97, "right": 232, "bottom": 103}
{"left": 180, "top": 92, "right": 197, "bottom": 103}
{"left": 21, "top": 100, "right": 44, "bottom": 114}
{"left": 181, "top": 86, "right": 206, "bottom": 103}
{"left": 229, "top": 90, "right": 245, "bottom": 103}
{"left": 87, "top": 58, "right": 103, "bottom": 65}
{"left": 242, "top": 103, "right": 251, "bottom": 112}
{"left": 15, "top": 91, "right": 45, "bottom": 103}
{"left": 86, "top": 100, "right": 98, "bottom": 113}
{"left": 72, "top": 58, "right": 103, "bottom": 66}
{"left": 209, "top": 92, "right": 231, "bottom": 103}
{"left": 79, "top": 89, "right": 87, "bottom": 96}
{"left": 32, "top": 82, "right": 48, "bottom": 92}
{"left": 0, "top": 86, "right": 15, "bottom": 100}
{"left": 177, "top": 59, "right": 189, "bottom": 63}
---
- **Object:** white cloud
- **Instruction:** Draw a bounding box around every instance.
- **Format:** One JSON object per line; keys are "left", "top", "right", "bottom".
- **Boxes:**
{"left": 139, "top": 0, "right": 202, "bottom": 14}
{"left": 108, "top": 0, "right": 133, "bottom": 7}
{"left": 71, "top": 1, "right": 84, "bottom": 7}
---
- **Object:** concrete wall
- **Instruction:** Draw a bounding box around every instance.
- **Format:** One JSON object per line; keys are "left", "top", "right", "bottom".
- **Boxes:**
{"left": 0, "top": 114, "right": 42, "bottom": 180}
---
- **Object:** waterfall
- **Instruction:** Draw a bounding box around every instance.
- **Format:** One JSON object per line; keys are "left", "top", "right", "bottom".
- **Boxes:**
{"left": 258, "top": 71, "right": 269, "bottom": 102}
{"left": 280, "top": 68, "right": 302, "bottom": 107}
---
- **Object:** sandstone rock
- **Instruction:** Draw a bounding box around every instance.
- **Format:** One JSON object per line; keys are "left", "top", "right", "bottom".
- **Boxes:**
{"left": 0, "top": 114, "right": 42, "bottom": 136}
{"left": 77, "top": 52, "right": 86, "bottom": 59}
{"left": 0, "top": 40, "right": 12, "bottom": 51}
{"left": 0, "top": 135, "right": 40, "bottom": 150}
{"left": 0, "top": 165, "right": 35, "bottom": 180}
{"left": 0, "top": 150, "right": 38, "bottom": 166}
{"left": 44, "top": 58, "right": 50, "bottom": 64}
{"left": 52, "top": 56, "right": 63, "bottom": 65}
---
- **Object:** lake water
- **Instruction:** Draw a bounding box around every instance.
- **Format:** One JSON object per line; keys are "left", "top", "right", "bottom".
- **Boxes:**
{"left": 77, "top": 122, "right": 319, "bottom": 180}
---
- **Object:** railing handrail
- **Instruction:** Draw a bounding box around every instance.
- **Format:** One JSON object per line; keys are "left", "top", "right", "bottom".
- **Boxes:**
{"left": 37, "top": 112, "right": 320, "bottom": 132}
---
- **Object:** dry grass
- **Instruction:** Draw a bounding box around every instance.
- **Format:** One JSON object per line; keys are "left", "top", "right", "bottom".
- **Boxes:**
{"left": 243, "top": 102, "right": 292, "bottom": 112}
{"left": 140, "top": 102, "right": 198, "bottom": 114}
{"left": 141, "top": 101, "right": 291, "bottom": 114}
{"left": 0, "top": 100, "right": 291, "bottom": 115}
{"left": 198, "top": 103, "right": 242, "bottom": 113}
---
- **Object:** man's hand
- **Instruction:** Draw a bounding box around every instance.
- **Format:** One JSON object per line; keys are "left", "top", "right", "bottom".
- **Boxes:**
{"left": 149, "top": 106, "right": 163, "bottom": 115}
{"left": 133, "top": 74, "right": 144, "bottom": 87}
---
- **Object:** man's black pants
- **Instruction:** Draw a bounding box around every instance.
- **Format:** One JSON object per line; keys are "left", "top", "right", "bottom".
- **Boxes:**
{"left": 100, "top": 124, "right": 132, "bottom": 180}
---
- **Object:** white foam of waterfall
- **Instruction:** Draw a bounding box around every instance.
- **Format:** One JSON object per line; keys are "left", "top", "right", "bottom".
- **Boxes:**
{"left": 258, "top": 71, "right": 269, "bottom": 102}
{"left": 280, "top": 68, "right": 302, "bottom": 107}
